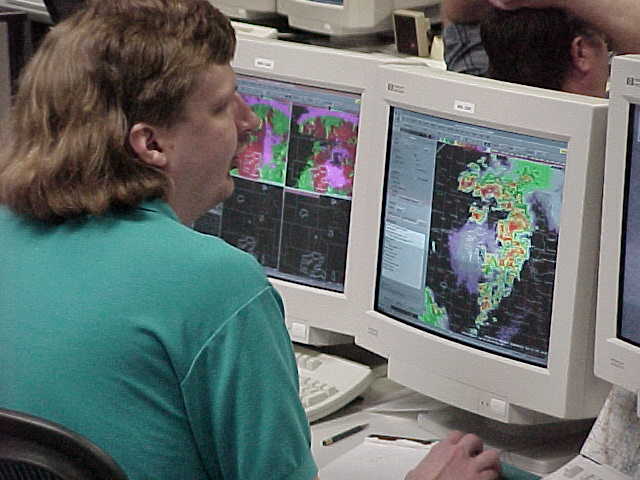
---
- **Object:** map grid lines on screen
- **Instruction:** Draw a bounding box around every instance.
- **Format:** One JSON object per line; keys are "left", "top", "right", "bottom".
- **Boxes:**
{"left": 376, "top": 108, "right": 567, "bottom": 366}
{"left": 194, "top": 75, "right": 361, "bottom": 292}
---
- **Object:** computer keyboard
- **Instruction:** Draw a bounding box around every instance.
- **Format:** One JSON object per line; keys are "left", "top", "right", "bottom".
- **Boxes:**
{"left": 294, "top": 343, "right": 375, "bottom": 423}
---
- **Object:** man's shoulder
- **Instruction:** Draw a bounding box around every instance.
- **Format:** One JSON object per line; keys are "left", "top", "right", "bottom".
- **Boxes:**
{"left": 121, "top": 204, "right": 269, "bottom": 296}
{"left": 443, "top": 22, "right": 489, "bottom": 77}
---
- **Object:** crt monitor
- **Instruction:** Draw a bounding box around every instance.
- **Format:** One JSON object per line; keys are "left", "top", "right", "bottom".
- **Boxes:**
{"left": 595, "top": 54, "right": 640, "bottom": 396}
{"left": 208, "top": 0, "right": 278, "bottom": 20}
{"left": 276, "top": 0, "right": 440, "bottom": 37}
{"left": 193, "top": 37, "right": 388, "bottom": 346}
{"left": 355, "top": 64, "right": 611, "bottom": 426}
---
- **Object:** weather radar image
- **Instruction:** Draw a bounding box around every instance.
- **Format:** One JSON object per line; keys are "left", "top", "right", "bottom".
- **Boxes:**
{"left": 376, "top": 108, "right": 568, "bottom": 365}
{"left": 194, "top": 75, "right": 360, "bottom": 292}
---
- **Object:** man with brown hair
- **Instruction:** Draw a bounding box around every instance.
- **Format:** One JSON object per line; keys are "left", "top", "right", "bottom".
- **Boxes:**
{"left": 0, "top": 1, "right": 319, "bottom": 478}
{"left": 0, "top": 1, "right": 502, "bottom": 479}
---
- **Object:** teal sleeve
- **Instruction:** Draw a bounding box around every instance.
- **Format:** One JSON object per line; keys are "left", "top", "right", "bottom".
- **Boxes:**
{"left": 501, "top": 462, "right": 541, "bottom": 480}
{"left": 181, "top": 286, "right": 318, "bottom": 480}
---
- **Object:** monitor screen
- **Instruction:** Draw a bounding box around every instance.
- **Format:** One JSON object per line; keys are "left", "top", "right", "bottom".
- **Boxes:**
{"left": 596, "top": 54, "right": 640, "bottom": 394}
{"left": 356, "top": 64, "right": 610, "bottom": 425}
{"left": 194, "top": 74, "right": 360, "bottom": 293}
{"left": 376, "top": 108, "right": 567, "bottom": 367}
{"left": 618, "top": 103, "right": 640, "bottom": 346}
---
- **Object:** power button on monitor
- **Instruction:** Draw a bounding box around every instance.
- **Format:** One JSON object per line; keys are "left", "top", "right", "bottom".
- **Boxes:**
{"left": 289, "top": 322, "right": 307, "bottom": 341}
{"left": 490, "top": 398, "right": 507, "bottom": 417}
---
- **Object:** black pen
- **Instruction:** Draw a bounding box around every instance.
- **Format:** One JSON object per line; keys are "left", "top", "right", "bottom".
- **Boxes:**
{"left": 322, "top": 423, "right": 369, "bottom": 446}
{"left": 368, "top": 434, "right": 439, "bottom": 446}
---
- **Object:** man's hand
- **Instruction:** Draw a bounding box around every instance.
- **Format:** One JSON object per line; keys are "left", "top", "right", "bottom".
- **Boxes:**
{"left": 405, "top": 431, "right": 501, "bottom": 480}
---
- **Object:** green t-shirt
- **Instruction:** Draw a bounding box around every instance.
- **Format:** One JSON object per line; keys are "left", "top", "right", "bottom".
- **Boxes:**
{"left": 0, "top": 199, "right": 317, "bottom": 480}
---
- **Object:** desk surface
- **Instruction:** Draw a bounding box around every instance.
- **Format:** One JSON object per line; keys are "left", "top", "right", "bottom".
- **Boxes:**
{"left": 309, "top": 378, "right": 573, "bottom": 479}
{"left": 310, "top": 378, "right": 433, "bottom": 468}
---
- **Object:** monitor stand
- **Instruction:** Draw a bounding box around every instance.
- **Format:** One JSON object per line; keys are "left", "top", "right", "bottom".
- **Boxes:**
{"left": 314, "top": 33, "right": 393, "bottom": 51}
{"left": 416, "top": 405, "right": 594, "bottom": 476}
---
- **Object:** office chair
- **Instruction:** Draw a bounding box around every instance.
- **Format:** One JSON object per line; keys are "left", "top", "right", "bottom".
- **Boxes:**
{"left": 0, "top": 408, "right": 129, "bottom": 480}
{"left": 0, "top": 8, "right": 29, "bottom": 95}
{"left": 42, "top": 0, "right": 85, "bottom": 24}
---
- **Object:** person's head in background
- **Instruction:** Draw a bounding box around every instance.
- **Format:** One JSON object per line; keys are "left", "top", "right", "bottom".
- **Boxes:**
{"left": 0, "top": 0, "right": 258, "bottom": 225}
{"left": 480, "top": 7, "right": 609, "bottom": 97}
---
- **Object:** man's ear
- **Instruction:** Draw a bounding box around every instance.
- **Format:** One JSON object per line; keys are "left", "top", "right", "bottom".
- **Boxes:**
{"left": 129, "top": 123, "right": 168, "bottom": 168}
{"left": 570, "top": 35, "right": 594, "bottom": 75}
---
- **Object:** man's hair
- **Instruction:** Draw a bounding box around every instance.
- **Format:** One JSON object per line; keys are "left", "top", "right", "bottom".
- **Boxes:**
{"left": 480, "top": 8, "right": 602, "bottom": 91}
{"left": 0, "top": 0, "right": 236, "bottom": 222}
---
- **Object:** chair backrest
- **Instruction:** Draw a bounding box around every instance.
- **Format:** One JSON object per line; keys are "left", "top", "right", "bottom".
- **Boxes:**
{"left": 0, "top": 408, "right": 129, "bottom": 480}
{"left": 0, "top": 21, "right": 10, "bottom": 123}
{"left": 42, "top": 0, "right": 84, "bottom": 24}
{"left": 0, "top": 8, "right": 30, "bottom": 97}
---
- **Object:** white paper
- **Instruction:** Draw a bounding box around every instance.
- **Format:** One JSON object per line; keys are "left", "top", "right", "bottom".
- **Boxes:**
{"left": 319, "top": 436, "right": 434, "bottom": 480}
{"left": 580, "top": 386, "right": 640, "bottom": 478}
{"left": 542, "top": 455, "right": 633, "bottom": 480}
